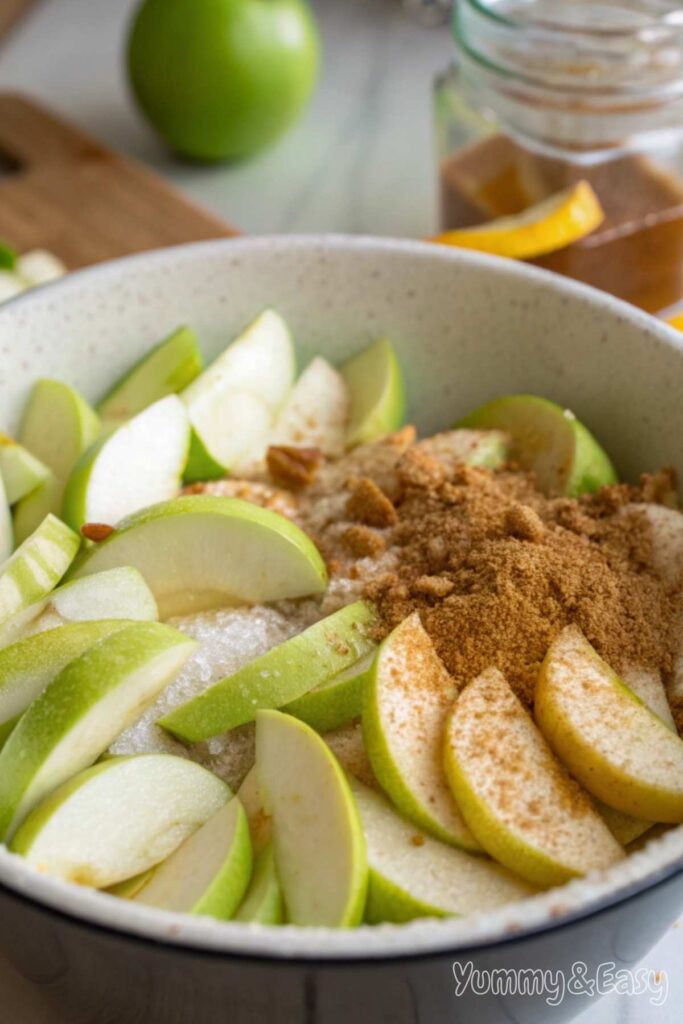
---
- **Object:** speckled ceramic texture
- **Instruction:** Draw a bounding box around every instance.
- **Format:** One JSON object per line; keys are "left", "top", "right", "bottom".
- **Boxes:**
{"left": 0, "top": 235, "right": 682, "bottom": 963}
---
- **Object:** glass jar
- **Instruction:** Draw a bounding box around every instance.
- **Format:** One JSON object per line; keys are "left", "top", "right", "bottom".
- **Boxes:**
{"left": 435, "top": 0, "right": 683, "bottom": 312}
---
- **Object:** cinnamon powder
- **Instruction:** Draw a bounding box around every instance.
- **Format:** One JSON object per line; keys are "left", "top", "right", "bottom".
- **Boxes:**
{"left": 360, "top": 462, "right": 681, "bottom": 706}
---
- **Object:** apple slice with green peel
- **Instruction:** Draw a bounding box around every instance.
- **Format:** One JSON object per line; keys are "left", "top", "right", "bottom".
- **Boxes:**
{"left": 0, "top": 567, "right": 158, "bottom": 648}
{"left": 0, "top": 471, "right": 12, "bottom": 562}
{"left": 0, "top": 620, "right": 131, "bottom": 742}
{"left": 234, "top": 844, "right": 284, "bottom": 924}
{"left": 444, "top": 667, "right": 624, "bottom": 888}
{"left": 15, "top": 380, "right": 101, "bottom": 540}
{"left": 134, "top": 797, "right": 252, "bottom": 919}
{"left": 457, "top": 394, "right": 617, "bottom": 497}
{"left": 271, "top": 357, "right": 350, "bottom": 457}
{"left": 598, "top": 804, "right": 652, "bottom": 847}
{"left": 97, "top": 326, "right": 203, "bottom": 423}
{"left": 341, "top": 338, "right": 405, "bottom": 447}
{"left": 363, "top": 613, "right": 479, "bottom": 851}
{"left": 63, "top": 396, "right": 190, "bottom": 531}
{"left": 10, "top": 754, "right": 229, "bottom": 887}
{"left": 0, "top": 514, "right": 80, "bottom": 633}
{"left": 536, "top": 626, "right": 683, "bottom": 823}
{"left": 182, "top": 310, "right": 296, "bottom": 478}
{"left": 256, "top": 710, "right": 367, "bottom": 927}
{"left": 348, "top": 777, "right": 535, "bottom": 924}
{"left": 107, "top": 868, "right": 155, "bottom": 899}
{"left": 237, "top": 767, "right": 272, "bottom": 854}
{"left": 0, "top": 434, "right": 50, "bottom": 505}
{"left": 68, "top": 495, "right": 327, "bottom": 618}
{"left": 416, "top": 429, "right": 510, "bottom": 472}
{"left": 161, "top": 601, "right": 377, "bottom": 741}
{"left": 0, "top": 621, "right": 197, "bottom": 839}
{"left": 283, "top": 651, "right": 374, "bottom": 734}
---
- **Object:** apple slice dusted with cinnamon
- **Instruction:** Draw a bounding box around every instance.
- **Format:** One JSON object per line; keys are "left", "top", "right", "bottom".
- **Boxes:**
{"left": 444, "top": 667, "right": 623, "bottom": 887}
{"left": 536, "top": 626, "right": 683, "bottom": 823}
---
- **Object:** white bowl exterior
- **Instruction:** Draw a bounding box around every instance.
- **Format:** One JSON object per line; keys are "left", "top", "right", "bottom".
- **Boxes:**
{"left": 0, "top": 235, "right": 682, "bottom": 959}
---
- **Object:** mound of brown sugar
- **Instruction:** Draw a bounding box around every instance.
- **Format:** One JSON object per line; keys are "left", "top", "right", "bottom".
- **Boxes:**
{"left": 360, "top": 458, "right": 681, "bottom": 706}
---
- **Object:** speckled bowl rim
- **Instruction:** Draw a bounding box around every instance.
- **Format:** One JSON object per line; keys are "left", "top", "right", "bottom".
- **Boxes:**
{"left": 0, "top": 234, "right": 682, "bottom": 962}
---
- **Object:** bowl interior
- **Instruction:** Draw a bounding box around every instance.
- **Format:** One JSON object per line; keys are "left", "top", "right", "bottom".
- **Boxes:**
{"left": 0, "top": 235, "right": 682, "bottom": 960}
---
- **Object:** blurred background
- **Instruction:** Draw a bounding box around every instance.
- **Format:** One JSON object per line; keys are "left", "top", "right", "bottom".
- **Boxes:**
{"left": 0, "top": 0, "right": 453, "bottom": 237}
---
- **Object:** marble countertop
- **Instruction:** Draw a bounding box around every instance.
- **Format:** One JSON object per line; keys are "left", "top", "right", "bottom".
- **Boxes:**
{"left": 0, "top": 1, "right": 681, "bottom": 1021}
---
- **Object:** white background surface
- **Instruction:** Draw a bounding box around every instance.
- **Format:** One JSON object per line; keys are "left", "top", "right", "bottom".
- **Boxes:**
{"left": 0, "top": 1, "right": 682, "bottom": 1021}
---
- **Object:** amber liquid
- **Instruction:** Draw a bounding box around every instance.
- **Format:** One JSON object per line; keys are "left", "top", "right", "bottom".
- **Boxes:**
{"left": 440, "top": 135, "right": 683, "bottom": 313}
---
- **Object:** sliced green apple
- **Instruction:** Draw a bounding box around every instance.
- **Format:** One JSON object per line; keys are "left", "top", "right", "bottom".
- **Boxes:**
{"left": 348, "top": 777, "right": 535, "bottom": 924}
{"left": 598, "top": 804, "right": 652, "bottom": 847}
{"left": 283, "top": 651, "right": 374, "bottom": 734}
{"left": 68, "top": 495, "right": 327, "bottom": 618}
{"left": 256, "top": 709, "right": 367, "bottom": 927}
{"left": 457, "top": 394, "right": 617, "bottom": 496}
{"left": 63, "top": 396, "right": 190, "bottom": 530}
{"left": 237, "top": 766, "right": 272, "bottom": 854}
{"left": 234, "top": 844, "right": 284, "bottom": 924}
{"left": 0, "top": 514, "right": 80, "bottom": 634}
{"left": 0, "top": 621, "right": 197, "bottom": 839}
{"left": 15, "top": 380, "right": 101, "bottom": 541}
{"left": 16, "top": 250, "right": 66, "bottom": 286}
{"left": 0, "top": 566, "right": 158, "bottom": 647}
{"left": 416, "top": 429, "right": 510, "bottom": 472}
{"left": 341, "top": 338, "right": 405, "bottom": 447}
{"left": 161, "top": 601, "right": 377, "bottom": 741}
{"left": 536, "top": 626, "right": 683, "bottom": 823}
{"left": 620, "top": 665, "right": 676, "bottom": 733}
{"left": 134, "top": 797, "right": 251, "bottom": 919}
{"left": 444, "top": 667, "right": 624, "bottom": 888}
{"left": 0, "top": 471, "right": 12, "bottom": 562}
{"left": 271, "top": 357, "right": 349, "bottom": 457}
{"left": 0, "top": 620, "right": 131, "bottom": 740}
{"left": 363, "top": 613, "right": 479, "bottom": 851}
{"left": 10, "top": 753, "right": 229, "bottom": 887}
{"left": 97, "top": 326, "right": 203, "bottom": 423}
{"left": 107, "top": 868, "right": 155, "bottom": 899}
{"left": 182, "top": 310, "right": 296, "bottom": 478}
{"left": 0, "top": 433, "right": 50, "bottom": 504}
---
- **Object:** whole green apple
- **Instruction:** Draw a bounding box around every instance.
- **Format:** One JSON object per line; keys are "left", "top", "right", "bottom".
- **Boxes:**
{"left": 127, "top": 0, "right": 320, "bottom": 161}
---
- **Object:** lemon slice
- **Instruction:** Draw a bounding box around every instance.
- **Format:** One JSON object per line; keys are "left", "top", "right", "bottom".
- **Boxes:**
{"left": 666, "top": 313, "right": 683, "bottom": 332}
{"left": 431, "top": 181, "right": 604, "bottom": 260}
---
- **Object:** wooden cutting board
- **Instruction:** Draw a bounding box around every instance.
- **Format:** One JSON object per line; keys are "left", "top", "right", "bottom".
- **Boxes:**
{"left": 0, "top": 94, "right": 237, "bottom": 269}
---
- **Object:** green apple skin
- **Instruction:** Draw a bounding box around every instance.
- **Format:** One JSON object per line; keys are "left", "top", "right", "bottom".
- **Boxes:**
{"left": 160, "top": 601, "right": 377, "bottom": 741}
{"left": 0, "top": 433, "right": 50, "bottom": 505}
{"left": 256, "top": 710, "right": 367, "bottom": 928}
{"left": 349, "top": 778, "right": 535, "bottom": 925}
{"left": 0, "top": 620, "right": 132, "bottom": 737}
{"left": 134, "top": 798, "right": 252, "bottom": 919}
{"left": 0, "top": 622, "right": 197, "bottom": 840}
{"left": 457, "top": 394, "right": 616, "bottom": 497}
{"left": 68, "top": 495, "right": 328, "bottom": 618}
{"left": 363, "top": 613, "right": 480, "bottom": 851}
{"left": 0, "top": 514, "right": 80, "bottom": 632}
{"left": 10, "top": 754, "right": 229, "bottom": 888}
{"left": 341, "top": 339, "right": 405, "bottom": 447}
{"left": 97, "top": 326, "right": 203, "bottom": 423}
{"left": 283, "top": 652, "right": 374, "bottom": 734}
{"left": 536, "top": 626, "right": 683, "bottom": 823}
{"left": 184, "top": 429, "right": 227, "bottom": 483}
{"left": 128, "top": 0, "right": 319, "bottom": 162}
{"left": 234, "top": 844, "right": 284, "bottom": 924}
{"left": 0, "top": 470, "right": 12, "bottom": 562}
{"left": 12, "top": 474, "right": 63, "bottom": 547}
{"left": 62, "top": 395, "right": 190, "bottom": 531}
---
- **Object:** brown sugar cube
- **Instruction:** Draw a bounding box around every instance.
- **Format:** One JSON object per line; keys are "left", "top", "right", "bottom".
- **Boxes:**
{"left": 504, "top": 504, "right": 545, "bottom": 543}
{"left": 346, "top": 476, "right": 398, "bottom": 529}
{"left": 411, "top": 575, "right": 455, "bottom": 599}
{"left": 267, "top": 445, "right": 322, "bottom": 488}
{"left": 342, "top": 525, "right": 386, "bottom": 559}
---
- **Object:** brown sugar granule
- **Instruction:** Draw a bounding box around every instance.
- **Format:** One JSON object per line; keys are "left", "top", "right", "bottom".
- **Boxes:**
{"left": 267, "top": 445, "right": 322, "bottom": 488}
{"left": 397, "top": 447, "right": 446, "bottom": 490}
{"left": 346, "top": 476, "right": 398, "bottom": 529}
{"left": 362, "top": 458, "right": 681, "bottom": 707}
{"left": 342, "top": 524, "right": 386, "bottom": 559}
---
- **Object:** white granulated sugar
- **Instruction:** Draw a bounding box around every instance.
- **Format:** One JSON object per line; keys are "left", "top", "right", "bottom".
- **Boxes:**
{"left": 109, "top": 604, "right": 309, "bottom": 785}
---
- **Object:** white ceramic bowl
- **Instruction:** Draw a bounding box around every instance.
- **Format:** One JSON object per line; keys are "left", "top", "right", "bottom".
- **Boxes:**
{"left": 0, "top": 237, "right": 681, "bottom": 1022}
